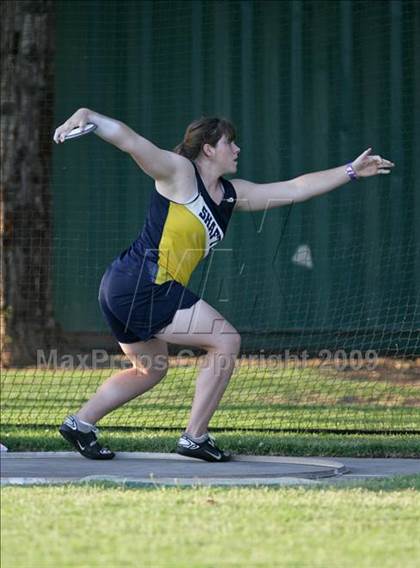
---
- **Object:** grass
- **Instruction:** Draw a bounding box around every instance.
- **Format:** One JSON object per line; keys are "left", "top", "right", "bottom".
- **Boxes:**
{"left": 2, "top": 475, "right": 420, "bottom": 568}
{"left": 3, "top": 363, "right": 418, "bottom": 567}
{"left": 2, "top": 364, "right": 419, "bottom": 458}
{"left": 2, "top": 427, "right": 420, "bottom": 457}
{"left": 2, "top": 365, "right": 419, "bottom": 433}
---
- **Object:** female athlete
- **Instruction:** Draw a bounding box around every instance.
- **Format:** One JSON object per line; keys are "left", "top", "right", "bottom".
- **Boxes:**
{"left": 53, "top": 109, "right": 394, "bottom": 461}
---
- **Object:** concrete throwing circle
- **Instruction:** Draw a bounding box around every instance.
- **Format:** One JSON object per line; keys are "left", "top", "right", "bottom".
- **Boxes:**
{"left": 1, "top": 452, "right": 347, "bottom": 487}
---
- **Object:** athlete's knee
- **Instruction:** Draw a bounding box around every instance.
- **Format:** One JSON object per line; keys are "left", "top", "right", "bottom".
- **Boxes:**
{"left": 208, "top": 328, "right": 241, "bottom": 373}
{"left": 131, "top": 354, "right": 168, "bottom": 384}
{"left": 215, "top": 327, "right": 241, "bottom": 356}
{"left": 229, "top": 330, "right": 241, "bottom": 355}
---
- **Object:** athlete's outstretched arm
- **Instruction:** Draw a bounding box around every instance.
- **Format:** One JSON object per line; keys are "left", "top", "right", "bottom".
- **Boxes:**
{"left": 53, "top": 108, "right": 188, "bottom": 181}
{"left": 232, "top": 148, "right": 395, "bottom": 212}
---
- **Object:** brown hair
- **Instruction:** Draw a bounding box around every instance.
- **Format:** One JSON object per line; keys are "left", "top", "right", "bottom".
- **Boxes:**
{"left": 174, "top": 117, "right": 236, "bottom": 160}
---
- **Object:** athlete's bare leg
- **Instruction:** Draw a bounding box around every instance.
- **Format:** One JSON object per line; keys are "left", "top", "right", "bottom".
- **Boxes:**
{"left": 158, "top": 300, "right": 240, "bottom": 437}
{"left": 77, "top": 299, "right": 239, "bottom": 435}
{"left": 77, "top": 338, "right": 168, "bottom": 425}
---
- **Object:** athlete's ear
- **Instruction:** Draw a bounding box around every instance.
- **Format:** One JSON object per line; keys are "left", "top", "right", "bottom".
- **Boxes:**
{"left": 202, "top": 143, "right": 215, "bottom": 158}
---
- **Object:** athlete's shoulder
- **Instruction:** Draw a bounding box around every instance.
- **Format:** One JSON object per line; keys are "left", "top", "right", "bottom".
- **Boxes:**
{"left": 230, "top": 178, "right": 254, "bottom": 188}
{"left": 229, "top": 178, "right": 256, "bottom": 197}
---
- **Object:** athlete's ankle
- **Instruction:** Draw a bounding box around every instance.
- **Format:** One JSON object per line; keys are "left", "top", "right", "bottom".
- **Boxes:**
{"left": 184, "top": 431, "right": 209, "bottom": 443}
{"left": 72, "top": 414, "right": 96, "bottom": 433}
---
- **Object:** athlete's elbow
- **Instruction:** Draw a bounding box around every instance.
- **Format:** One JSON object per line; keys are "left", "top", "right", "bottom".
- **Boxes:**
{"left": 289, "top": 178, "right": 309, "bottom": 203}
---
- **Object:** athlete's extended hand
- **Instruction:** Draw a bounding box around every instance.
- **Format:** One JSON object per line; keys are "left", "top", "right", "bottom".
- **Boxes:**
{"left": 53, "top": 108, "right": 91, "bottom": 143}
{"left": 352, "top": 148, "right": 395, "bottom": 178}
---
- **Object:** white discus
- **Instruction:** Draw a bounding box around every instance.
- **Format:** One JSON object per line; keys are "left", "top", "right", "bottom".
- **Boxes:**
{"left": 64, "top": 122, "right": 97, "bottom": 140}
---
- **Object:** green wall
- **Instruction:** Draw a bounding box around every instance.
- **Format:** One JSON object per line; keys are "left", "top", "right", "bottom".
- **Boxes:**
{"left": 52, "top": 0, "right": 420, "bottom": 353}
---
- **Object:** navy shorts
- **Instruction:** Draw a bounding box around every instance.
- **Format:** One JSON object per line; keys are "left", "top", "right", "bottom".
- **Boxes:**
{"left": 98, "top": 259, "right": 200, "bottom": 343}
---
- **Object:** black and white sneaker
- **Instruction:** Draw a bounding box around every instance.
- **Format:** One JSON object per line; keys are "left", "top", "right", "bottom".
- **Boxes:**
{"left": 59, "top": 416, "right": 115, "bottom": 460}
{"left": 176, "top": 433, "right": 231, "bottom": 462}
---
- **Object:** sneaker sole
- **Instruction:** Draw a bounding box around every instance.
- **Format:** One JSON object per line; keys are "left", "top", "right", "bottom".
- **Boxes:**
{"left": 176, "top": 446, "right": 231, "bottom": 462}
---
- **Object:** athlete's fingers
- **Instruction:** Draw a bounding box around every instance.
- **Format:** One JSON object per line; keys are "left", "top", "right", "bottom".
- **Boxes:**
{"left": 54, "top": 128, "right": 64, "bottom": 144}
{"left": 358, "top": 148, "right": 372, "bottom": 161}
{"left": 57, "top": 122, "right": 74, "bottom": 142}
{"left": 352, "top": 147, "right": 372, "bottom": 167}
{"left": 372, "top": 155, "right": 395, "bottom": 167}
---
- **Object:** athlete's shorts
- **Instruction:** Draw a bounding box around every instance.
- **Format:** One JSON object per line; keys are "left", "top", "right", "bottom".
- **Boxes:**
{"left": 98, "top": 258, "right": 200, "bottom": 343}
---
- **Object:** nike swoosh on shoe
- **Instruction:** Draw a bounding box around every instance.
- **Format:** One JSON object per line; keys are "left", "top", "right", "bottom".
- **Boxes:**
{"left": 64, "top": 417, "right": 78, "bottom": 430}
{"left": 204, "top": 449, "right": 221, "bottom": 460}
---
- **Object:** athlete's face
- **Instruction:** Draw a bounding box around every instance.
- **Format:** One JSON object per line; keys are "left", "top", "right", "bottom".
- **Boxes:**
{"left": 214, "top": 135, "right": 240, "bottom": 174}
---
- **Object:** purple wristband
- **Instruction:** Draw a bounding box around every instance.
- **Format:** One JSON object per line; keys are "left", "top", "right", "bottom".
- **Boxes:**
{"left": 345, "top": 163, "right": 358, "bottom": 181}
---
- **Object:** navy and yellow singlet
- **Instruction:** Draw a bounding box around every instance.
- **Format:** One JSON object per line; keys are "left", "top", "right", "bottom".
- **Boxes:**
{"left": 98, "top": 163, "right": 237, "bottom": 343}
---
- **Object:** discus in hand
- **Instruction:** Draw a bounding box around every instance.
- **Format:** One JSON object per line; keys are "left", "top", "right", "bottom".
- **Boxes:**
{"left": 63, "top": 122, "right": 97, "bottom": 140}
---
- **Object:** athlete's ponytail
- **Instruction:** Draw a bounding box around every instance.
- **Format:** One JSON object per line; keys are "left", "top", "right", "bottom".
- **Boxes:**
{"left": 174, "top": 117, "right": 236, "bottom": 160}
